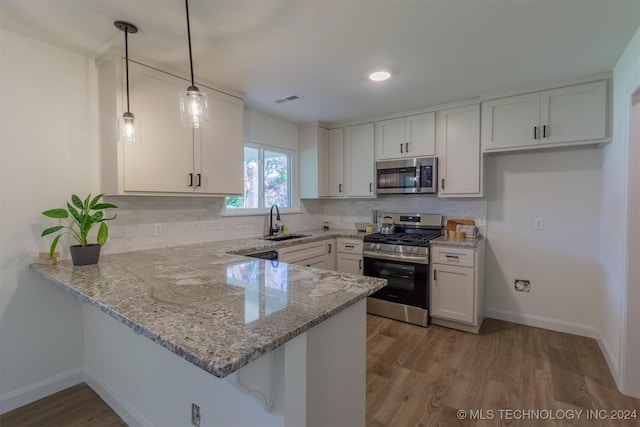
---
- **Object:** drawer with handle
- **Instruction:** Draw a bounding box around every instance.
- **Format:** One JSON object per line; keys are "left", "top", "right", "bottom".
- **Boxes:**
{"left": 431, "top": 246, "right": 474, "bottom": 267}
{"left": 337, "top": 239, "right": 363, "bottom": 254}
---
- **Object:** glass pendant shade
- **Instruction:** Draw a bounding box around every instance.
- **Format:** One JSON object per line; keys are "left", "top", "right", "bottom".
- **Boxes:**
{"left": 180, "top": 86, "right": 209, "bottom": 128}
{"left": 118, "top": 112, "right": 140, "bottom": 143}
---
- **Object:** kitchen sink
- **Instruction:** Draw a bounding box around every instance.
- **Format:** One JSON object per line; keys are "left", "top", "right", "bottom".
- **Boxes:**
{"left": 262, "top": 233, "right": 310, "bottom": 242}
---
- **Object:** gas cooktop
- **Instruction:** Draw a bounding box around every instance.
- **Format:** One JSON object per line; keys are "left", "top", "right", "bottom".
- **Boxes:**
{"left": 364, "top": 212, "right": 444, "bottom": 247}
{"left": 364, "top": 231, "right": 441, "bottom": 247}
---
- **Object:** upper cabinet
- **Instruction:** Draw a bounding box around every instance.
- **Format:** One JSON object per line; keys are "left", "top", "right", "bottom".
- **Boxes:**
{"left": 97, "top": 54, "right": 243, "bottom": 196}
{"left": 345, "top": 123, "right": 375, "bottom": 197}
{"left": 375, "top": 112, "right": 435, "bottom": 160}
{"left": 299, "top": 124, "right": 330, "bottom": 198}
{"left": 481, "top": 80, "right": 608, "bottom": 152}
{"left": 328, "top": 128, "right": 345, "bottom": 198}
{"left": 436, "top": 104, "right": 482, "bottom": 197}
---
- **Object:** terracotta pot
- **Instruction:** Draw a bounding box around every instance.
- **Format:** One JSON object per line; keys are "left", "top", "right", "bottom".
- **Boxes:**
{"left": 69, "top": 244, "right": 101, "bottom": 266}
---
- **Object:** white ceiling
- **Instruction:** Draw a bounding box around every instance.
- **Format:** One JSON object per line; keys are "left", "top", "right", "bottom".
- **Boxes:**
{"left": 1, "top": 0, "right": 638, "bottom": 125}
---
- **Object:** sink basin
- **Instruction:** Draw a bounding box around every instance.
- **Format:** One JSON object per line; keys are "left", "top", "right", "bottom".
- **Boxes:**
{"left": 262, "top": 234, "right": 310, "bottom": 242}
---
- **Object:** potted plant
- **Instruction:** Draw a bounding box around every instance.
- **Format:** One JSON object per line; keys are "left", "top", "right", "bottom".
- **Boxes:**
{"left": 41, "top": 194, "right": 118, "bottom": 266}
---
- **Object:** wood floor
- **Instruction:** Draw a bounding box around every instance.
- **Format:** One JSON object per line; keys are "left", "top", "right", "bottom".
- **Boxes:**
{"left": 366, "top": 315, "right": 640, "bottom": 427}
{"left": 2, "top": 317, "right": 639, "bottom": 427}
{"left": 0, "top": 383, "right": 126, "bottom": 427}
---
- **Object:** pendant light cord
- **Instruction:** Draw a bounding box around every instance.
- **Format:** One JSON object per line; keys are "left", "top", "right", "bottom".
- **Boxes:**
{"left": 124, "top": 29, "right": 131, "bottom": 113}
{"left": 185, "top": 0, "right": 195, "bottom": 87}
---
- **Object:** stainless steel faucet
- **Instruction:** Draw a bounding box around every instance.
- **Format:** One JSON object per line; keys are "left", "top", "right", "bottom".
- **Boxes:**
{"left": 269, "top": 204, "right": 281, "bottom": 236}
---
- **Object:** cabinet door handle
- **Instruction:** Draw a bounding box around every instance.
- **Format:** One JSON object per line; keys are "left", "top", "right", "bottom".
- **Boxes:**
{"left": 339, "top": 183, "right": 342, "bottom": 193}
{"left": 542, "top": 125, "right": 548, "bottom": 138}
{"left": 446, "top": 254, "right": 460, "bottom": 260}
{"left": 533, "top": 126, "right": 539, "bottom": 140}
{"left": 188, "top": 173, "right": 193, "bottom": 187}
{"left": 196, "top": 173, "right": 201, "bottom": 187}
{"left": 400, "top": 143, "right": 403, "bottom": 153}
{"left": 345, "top": 245, "right": 355, "bottom": 249}
{"left": 434, "top": 270, "right": 437, "bottom": 281}
{"left": 328, "top": 243, "right": 332, "bottom": 254}
{"left": 359, "top": 259, "right": 362, "bottom": 270}
{"left": 441, "top": 178, "right": 445, "bottom": 190}
{"left": 369, "top": 183, "right": 373, "bottom": 193}
{"left": 405, "top": 142, "right": 409, "bottom": 153}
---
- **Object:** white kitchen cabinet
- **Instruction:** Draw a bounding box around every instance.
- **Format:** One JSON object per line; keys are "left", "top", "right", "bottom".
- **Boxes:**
{"left": 277, "top": 240, "right": 330, "bottom": 269}
{"left": 336, "top": 238, "right": 363, "bottom": 275}
{"left": 326, "top": 239, "right": 336, "bottom": 271}
{"left": 97, "top": 54, "right": 243, "bottom": 196}
{"left": 299, "top": 124, "right": 330, "bottom": 199}
{"left": 195, "top": 88, "right": 244, "bottom": 194}
{"left": 375, "top": 112, "right": 435, "bottom": 160}
{"left": 328, "top": 129, "right": 345, "bottom": 198}
{"left": 481, "top": 80, "right": 608, "bottom": 152}
{"left": 539, "top": 82, "right": 607, "bottom": 145}
{"left": 345, "top": 124, "right": 375, "bottom": 197}
{"left": 430, "top": 241, "right": 485, "bottom": 334}
{"left": 436, "top": 104, "right": 482, "bottom": 197}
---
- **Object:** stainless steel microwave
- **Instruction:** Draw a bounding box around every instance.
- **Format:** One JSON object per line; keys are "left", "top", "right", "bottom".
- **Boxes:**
{"left": 375, "top": 157, "right": 437, "bottom": 194}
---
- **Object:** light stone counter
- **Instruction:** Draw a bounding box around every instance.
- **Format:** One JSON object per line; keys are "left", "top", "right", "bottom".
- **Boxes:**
{"left": 30, "top": 229, "right": 384, "bottom": 379}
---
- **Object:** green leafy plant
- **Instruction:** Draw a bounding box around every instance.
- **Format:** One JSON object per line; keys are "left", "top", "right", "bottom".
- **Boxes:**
{"left": 41, "top": 194, "right": 118, "bottom": 257}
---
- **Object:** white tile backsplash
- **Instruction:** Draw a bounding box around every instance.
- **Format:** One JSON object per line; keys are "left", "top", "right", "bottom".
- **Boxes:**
{"left": 102, "top": 196, "right": 324, "bottom": 254}
{"left": 102, "top": 194, "right": 485, "bottom": 254}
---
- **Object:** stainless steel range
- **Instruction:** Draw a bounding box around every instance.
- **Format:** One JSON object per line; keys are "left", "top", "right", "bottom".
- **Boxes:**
{"left": 363, "top": 213, "right": 443, "bottom": 327}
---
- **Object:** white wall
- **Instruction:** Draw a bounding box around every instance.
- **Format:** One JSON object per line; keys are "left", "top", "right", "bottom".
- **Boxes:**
{"left": 244, "top": 108, "right": 299, "bottom": 151}
{"left": 0, "top": 29, "right": 98, "bottom": 411}
{"left": 485, "top": 147, "right": 602, "bottom": 337}
{"left": 602, "top": 25, "right": 640, "bottom": 396}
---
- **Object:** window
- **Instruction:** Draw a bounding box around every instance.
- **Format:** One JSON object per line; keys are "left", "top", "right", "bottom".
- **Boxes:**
{"left": 226, "top": 142, "right": 294, "bottom": 213}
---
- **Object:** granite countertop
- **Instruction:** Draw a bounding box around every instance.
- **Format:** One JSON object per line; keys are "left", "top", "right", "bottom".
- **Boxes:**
{"left": 30, "top": 229, "right": 385, "bottom": 378}
{"left": 430, "top": 234, "right": 486, "bottom": 248}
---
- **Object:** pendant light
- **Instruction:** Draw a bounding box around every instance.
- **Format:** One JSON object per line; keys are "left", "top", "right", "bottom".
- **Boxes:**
{"left": 115, "top": 21, "right": 140, "bottom": 143}
{"left": 179, "top": 0, "right": 209, "bottom": 128}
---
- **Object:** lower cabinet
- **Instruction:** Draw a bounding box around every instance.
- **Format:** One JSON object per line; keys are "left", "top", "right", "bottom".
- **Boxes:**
{"left": 430, "top": 241, "right": 485, "bottom": 334}
{"left": 326, "top": 239, "right": 336, "bottom": 271}
{"left": 277, "top": 240, "right": 330, "bottom": 269}
{"left": 336, "top": 238, "right": 363, "bottom": 275}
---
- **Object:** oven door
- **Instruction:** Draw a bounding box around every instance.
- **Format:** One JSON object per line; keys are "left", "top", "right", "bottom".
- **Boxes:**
{"left": 363, "top": 256, "right": 428, "bottom": 309}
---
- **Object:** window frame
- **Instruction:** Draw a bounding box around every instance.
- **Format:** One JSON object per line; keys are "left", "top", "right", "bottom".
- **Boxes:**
{"left": 223, "top": 140, "right": 299, "bottom": 216}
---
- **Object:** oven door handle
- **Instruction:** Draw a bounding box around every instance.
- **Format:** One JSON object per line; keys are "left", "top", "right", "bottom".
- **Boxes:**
{"left": 363, "top": 251, "right": 429, "bottom": 265}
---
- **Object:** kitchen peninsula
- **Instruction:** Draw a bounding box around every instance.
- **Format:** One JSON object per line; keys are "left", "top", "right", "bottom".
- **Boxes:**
{"left": 30, "top": 232, "right": 386, "bottom": 426}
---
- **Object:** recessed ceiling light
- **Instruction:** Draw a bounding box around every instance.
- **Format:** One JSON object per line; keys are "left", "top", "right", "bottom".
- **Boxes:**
{"left": 369, "top": 70, "right": 392, "bottom": 82}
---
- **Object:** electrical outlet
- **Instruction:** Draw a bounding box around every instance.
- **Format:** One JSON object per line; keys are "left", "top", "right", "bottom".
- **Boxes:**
{"left": 534, "top": 217, "right": 544, "bottom": 230}
{"left": 191, "top": 403, "right": 200, "bottom": 427}
{"left": 514, "top": 279, "right": 531, "bottom": 292}
{"left": 153, "top": 223, "right": 162, "bottom": 237}
{"left": 476, "top": 218, "right": 486, "bottom": 227}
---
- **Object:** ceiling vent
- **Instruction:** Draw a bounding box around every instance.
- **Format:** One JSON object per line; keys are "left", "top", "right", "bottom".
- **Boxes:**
{"left": 274, "top": 94, "right": 302, "bottom": 104}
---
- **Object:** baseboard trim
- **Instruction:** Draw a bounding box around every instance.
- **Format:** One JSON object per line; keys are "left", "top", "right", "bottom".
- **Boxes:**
{"left": 84, "top": 367, "right": 153, "bottom": 427}
{"left": 596, "top": 331, "right": 620, "bottom": 388}
{"left": 485, "top": 308, "right": 598, "bottom": 338}
{"left": 0, "top": 367, "right": 84, "bottom": 415}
